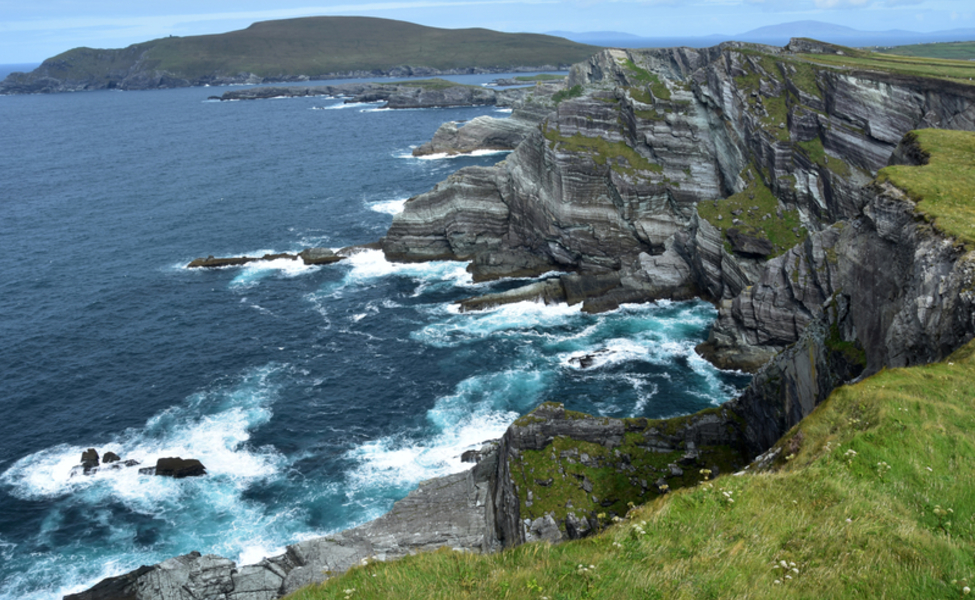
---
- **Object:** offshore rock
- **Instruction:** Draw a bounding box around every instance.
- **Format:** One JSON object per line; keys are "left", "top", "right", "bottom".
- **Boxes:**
{"left": 412, "top": 114, "right": 536, "bottom": 156}
{"left": 187, "top": 248, "right": 343, "bottom": 268}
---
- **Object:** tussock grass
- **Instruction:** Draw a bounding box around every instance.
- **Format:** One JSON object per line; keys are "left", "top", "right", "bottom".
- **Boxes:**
{"left": 878, "top": 129, "right": 975, "bottom": 249}
{"left": 869, "top": 41, "right": 975, "bottom": 62}
{"left": 288, "top": 339, "right": 975, "bottom": 599}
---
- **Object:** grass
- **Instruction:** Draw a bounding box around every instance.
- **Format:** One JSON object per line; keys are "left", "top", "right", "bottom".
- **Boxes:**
{"left": 797, "top": 48, "right": 975, "bottom": 86}
{"left": 877, "top": 129, "right": 975, "bottom": 249}
{"left": 388, "top": 78, "right": 483, "bottom": 91}
{"left": 287, "top": 338, "right": 975, "bottom": 599}
{"left": 697, "top": 166, "right": 808, "bottom": 258}
{"left": 542, "top": 123, "right": 664, "bottom": 176}
{"left": 552, "top": 85, "right": 584, "bottom": 104}
{"left": 869, "top": 41, "right": 975, "bottom": 62}
{"left": 31, "top": 16, "right": 598, "bottom": 81}
{"left": 797, "top": 137, "right": 852, "bottom": 177}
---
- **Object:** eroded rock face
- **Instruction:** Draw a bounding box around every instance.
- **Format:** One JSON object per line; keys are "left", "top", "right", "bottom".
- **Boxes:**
{"left": 383, "top": 40, "right": 975, "bottom": 315}
{"left": 727, "top": 177, "right": 975, "bottom": 454}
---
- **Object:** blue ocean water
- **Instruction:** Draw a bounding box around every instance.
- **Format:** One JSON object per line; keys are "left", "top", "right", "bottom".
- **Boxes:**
{"left": 0, "top": 75, "right": 750, "bottom": 599}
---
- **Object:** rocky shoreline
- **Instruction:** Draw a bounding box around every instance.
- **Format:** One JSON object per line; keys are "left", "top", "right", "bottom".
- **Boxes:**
{"left": 67, "top": 39, "right": 975, "bottom": 599}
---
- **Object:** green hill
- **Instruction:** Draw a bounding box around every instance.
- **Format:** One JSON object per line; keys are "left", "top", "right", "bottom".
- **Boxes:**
{"left": 0, "top": 17, "right": 600, "bottom": 93}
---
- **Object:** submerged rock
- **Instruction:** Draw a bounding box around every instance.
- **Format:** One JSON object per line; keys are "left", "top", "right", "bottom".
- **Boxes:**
{"left": 187, "top": 248, "right": 345, "bottom": 268}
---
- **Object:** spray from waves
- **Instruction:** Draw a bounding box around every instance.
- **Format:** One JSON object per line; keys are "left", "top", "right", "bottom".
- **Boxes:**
{"left": 413, "top": 300, "right": 582, "bottom": 347}
{"left": 311, "top": 249, "right": 477, "bottom": 304}
{"left": 409, "top": 149, "right": 511, "bottom": 161}
{"left": 0, "top": 365, "right": 310, "bottom": 600}
{"left": 314, "top": 101, "right": 382, "bottom": 110}
{"left": 342, "top": 369, "right": 547, "bottom": 519}
{"left": 228, "top": 257, "right": 322, "bottom": 289}
{"left": 367, "top": 197, "right": 408, "bottom": 215}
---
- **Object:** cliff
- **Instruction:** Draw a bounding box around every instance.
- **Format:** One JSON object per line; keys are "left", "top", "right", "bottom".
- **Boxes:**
{"left": 68, "top": 40, "right": 975, "bottom": 599}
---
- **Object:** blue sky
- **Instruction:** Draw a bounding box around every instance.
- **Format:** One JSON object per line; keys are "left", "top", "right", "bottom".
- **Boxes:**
{"left": 1, "top": 0, "right": 973, "bottom": 64}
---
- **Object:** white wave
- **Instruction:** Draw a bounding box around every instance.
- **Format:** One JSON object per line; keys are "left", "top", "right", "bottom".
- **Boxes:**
{"left": 0, "top": 365, "right": 285, "bottom": 506}
{"left": 411, "top": 149, "right": 511, "bottom": 161}
{"left": 229, "top": 257, "right": 321, "bottom": 289}
{"left": 344, "top": 370, "right": 546, "bottom": 493}
{"left": 494, "top": 108, "right": 513, "bottom": 114}
{"left": 339, "top": 248, "right": 473, "bottom": 289}
{"left": 318, "top": 101, "right": 382, "bottom": 110}
{"left": 367, "top": 197, "right": 408, "bottom": 215}
{"left": 413, "top": 300, "right": 582, "bottom": 347}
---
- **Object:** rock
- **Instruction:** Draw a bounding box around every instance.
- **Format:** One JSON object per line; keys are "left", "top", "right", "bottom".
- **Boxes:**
{"left": 412, "top": 114, "right": 536, "bottom": 157}
{"left": 297, "top": 247, "right": 341, "bottom": 265}
{"left": 188, "top": 248, "right": 345, "bottom": 269}
{"left": 81, "top": 448, "right": 99, "bottom": 473}
{"left": 725, "top": 228, "right": 774, "bottom": 258}
{"left": 102, "top": 452, "right": 121, "bottom": 464}
{"left": 139, "top": 457, "right": 207, "bottom": 478}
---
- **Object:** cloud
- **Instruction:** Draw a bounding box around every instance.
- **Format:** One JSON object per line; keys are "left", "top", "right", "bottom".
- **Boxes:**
{"left": 813, "top": 0, "right": 869, "bottom": 8}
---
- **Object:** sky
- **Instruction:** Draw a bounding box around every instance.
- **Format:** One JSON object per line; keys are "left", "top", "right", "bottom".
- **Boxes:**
{"left": 1, "top": 0, "right": 974, "bottom": 64}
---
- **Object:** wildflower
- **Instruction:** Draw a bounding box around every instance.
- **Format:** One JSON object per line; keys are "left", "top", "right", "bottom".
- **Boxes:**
{"left": 780, "top": 560, "right": 788, "bottom": 568}
{"left": 964, "top": 586, "right": 971, "bottom": 595}
{"left": 791, "top": 568, "right": 799, "bottom": 574}
{"left": 785, "top": 575, "right": 793, "bottom": 580}
{"left": 773, "top": 580, "right": 782, "bottom": 585}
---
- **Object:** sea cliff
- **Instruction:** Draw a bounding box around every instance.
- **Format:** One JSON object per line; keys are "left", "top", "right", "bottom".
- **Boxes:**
{"left": 67, "top": 39, "right": 975, "bottom": 600}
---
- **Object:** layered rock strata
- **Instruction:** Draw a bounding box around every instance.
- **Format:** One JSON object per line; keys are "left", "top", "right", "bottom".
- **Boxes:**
{"left": 383, "top": 40, "right": 975, "bottom": 328}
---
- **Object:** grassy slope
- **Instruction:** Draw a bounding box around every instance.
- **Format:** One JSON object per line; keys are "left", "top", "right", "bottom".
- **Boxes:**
{"left": 44, "top": 16, "right": 599, "bottom": 80}
{"left": 287, "top": 339, "right": 975, "bottom": 600}
{"left": 877, "top": 129, "right": 975, "bottom": 249}
{"left": 877, "top": 41, "right": 975, "bottom": 61}
{"left": 285, "top": 132, "right": 975, "bottom": 599}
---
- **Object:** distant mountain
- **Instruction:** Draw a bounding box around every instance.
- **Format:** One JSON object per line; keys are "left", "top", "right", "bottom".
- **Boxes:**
{"left": 553, "top": 20, "right": 975, "bottom": 49}
{"left": 1, "top": 16, "right": 598, "bottom": 94}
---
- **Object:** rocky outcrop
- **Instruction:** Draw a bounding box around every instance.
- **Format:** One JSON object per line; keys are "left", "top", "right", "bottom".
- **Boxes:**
{"left": 726, "top": 174, "right": 975, "bottom": 454}
{"left": 70, "top": 448, "right": 142, "bottom": 477}
{"left": 412, "top": 114, "right": 536, "bottom": 156}
{"left": 187, "top": 248, "right": 343, "bottom": 268}
{"left": 383, "top": 40, "right": 975, "bottom": 317}
{"left": 491, "top": 402, "right": 745, "bottom": 547}
{"left": 139, "top": 457, "right": 207, "bottom": 478}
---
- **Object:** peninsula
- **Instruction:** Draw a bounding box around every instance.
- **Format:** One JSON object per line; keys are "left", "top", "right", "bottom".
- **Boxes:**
{"left": 0, "top": 17, "right": 597, "bottom": 94}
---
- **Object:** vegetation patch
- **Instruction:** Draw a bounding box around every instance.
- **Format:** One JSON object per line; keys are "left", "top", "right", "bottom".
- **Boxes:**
{"left": 619, "top": 58, "right": 671, "bottom": 101}
{"left": 552, "top": 84, "right": 584, "bottom": 104}
{"left": 874, "top": 41, "right": 975, "bottom": 61}
{"left": 798, "top": 47, "right": 975, "bottom": 86}
{"left": 797, "top": 137, "right": 852, "bottom": 177}
{"left": 697, "top": 167, "right": 808, "bottom": 258}
{"left": 389, "top": 78, "right": 482, "bottom": 91}
{"left": 877, "top": 129, "right": 975, "bottom": 249}
{"left": 288, "top": 339, "right": 975, "bottom": 600}
{"left": 543, "top": 123, "right": 663, "bottom": 176}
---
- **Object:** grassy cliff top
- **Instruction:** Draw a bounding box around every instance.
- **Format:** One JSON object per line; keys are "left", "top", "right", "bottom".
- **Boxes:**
{"left": 287, "top": 337, "right": 975, "bottom": 599}
{"left": 878, "top": 129, "right": 975, "bottom": 249}
{"left": 876, "top": 41, "right": 975, "bottom": 61}
{"left": 797, "top": 45, "right": 975, "bottom": 85}
{"left": 42, "top": 16, "right": 599, "bottom": 80}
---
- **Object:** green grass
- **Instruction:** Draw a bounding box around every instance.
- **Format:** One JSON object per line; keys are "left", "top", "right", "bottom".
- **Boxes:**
{"left": 697, "top": 167, "right": 808, "bottom": 258}
{"left": 877, "top": 129, "right": 975, "bottom": 249}
{"left": 552, "top": 85, "right": 585, "bottom": 105}
{"left": 798, "top": 48, "right": 975, "bottom": 86}
{"left": 32, "top": 16, "right": 599, "bottom": 81}
{"left": 872, "top": 41, "right": 975, "bottom": 61}
{"left": 287, "top": 339, "right": 975, "bottom": 599}
{"left": 619, "top": 57, "right": 671, "bottom": 101}
{"left": 542, "top": 123, "right": 663, "bottom": 176}
{"left": 797, "top": 137, "right": 852, "bottom": 177}
{"left": 388, "top": 78, "right": 482, "bottom": 91}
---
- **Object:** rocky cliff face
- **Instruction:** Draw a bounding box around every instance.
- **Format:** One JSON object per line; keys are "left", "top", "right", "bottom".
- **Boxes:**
{"left": 384, "top": 40, "right": 975, "bottom": 316}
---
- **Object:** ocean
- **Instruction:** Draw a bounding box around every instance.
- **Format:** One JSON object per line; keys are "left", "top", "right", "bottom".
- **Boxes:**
{"left": 0, "top": 73, "right": 750, "bottom": 599}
